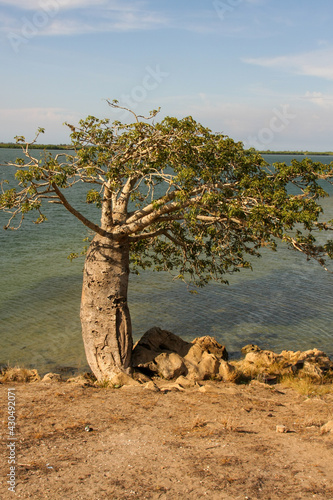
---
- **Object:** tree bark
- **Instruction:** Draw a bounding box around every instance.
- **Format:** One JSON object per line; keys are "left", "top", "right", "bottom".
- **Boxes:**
{"left": 80, "top": 233, "right": 133, "bottom": 381}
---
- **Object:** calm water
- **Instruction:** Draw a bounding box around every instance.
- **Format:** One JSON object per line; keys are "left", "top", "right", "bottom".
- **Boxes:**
{"left": 0, "top": 150, "right": 332, "bottom": 374}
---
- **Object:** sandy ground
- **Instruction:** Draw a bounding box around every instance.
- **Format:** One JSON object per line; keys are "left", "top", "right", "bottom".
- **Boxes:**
{"left": 1, "top": 379, "right": 333, "bottom": 500}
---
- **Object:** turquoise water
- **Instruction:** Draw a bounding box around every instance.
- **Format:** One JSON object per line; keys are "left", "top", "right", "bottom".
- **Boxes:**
{"left": 0, "top": 150, "right": 332, "bottom": 373}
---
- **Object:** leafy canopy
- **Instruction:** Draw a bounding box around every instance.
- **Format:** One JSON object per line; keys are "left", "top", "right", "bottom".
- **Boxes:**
{"left": 1, "top": 103, "right": 333, "bottom": 286}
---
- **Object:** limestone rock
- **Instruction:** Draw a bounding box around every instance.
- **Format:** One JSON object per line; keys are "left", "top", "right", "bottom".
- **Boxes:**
{"left": 241, "top": 344, "right": 261, "bottom": 355}
{"left": 320, "top": 420, "right": 333, "bottom": 434}
{"left": 132, "top": 326, "right": 228, "bottom": 381}
{"left": 144, "top": 381, "right": 160, "bottom": 392}
{"left": 197, "top": 352, "right": 220, "bottom": 380}
{"left": 239, "top": 344, "right": 333, "bottom": 381}
{"left": 219, "top": 360, "right": 237, "bottom": 382}
{"left": 244, "top": 348, "right": 279, "bottom": 366}
{"left": 175, "top": 375, "right": 196, "bottom": 388}
{"left": 110, "top": 372, "right": 141, "bottom": 387}
{"left": 42, "top": 373, "right": 62, "bottom": 383}
{"left": 192, "top": 336, "right": 228, "bottom": 361}
{"left": 184, "top": 343, "right": 205, "bottom": 365}
{"left": 132, "top": 327, "right": 190, "bottom": 367}
{"left": 159, "top": 382, "right": 186, "bottom": 392}
{"left": 148, "top": 352, "right": 187, "bottom": 380}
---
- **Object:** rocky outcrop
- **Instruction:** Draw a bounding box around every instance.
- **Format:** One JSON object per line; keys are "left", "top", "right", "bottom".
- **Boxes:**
{"left": 132, "top": 327, "right": 228, "bottom": 381}
{"left": 239, "top": 344, "right": 333, "bottom": 380}
{"left": 1, "top": 332, "right": 331, "bottom": 389}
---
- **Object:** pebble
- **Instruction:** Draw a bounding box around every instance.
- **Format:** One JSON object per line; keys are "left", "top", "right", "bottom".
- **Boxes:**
{"left": 276, "top": 425, "right": 287, "bottom": 433}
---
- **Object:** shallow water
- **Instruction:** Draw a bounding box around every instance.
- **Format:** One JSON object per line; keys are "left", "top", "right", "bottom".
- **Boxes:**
{"left": 0, "top": 151, "right": 332, "bottom": 373}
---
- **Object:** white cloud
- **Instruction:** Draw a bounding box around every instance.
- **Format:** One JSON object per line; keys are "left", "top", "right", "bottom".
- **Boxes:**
{"left": 0, "top": 0, "right": 107, "bottom": 10}
{"left": 1, "top": 99, "right": 332, "bottom": 150}
{"left": 157, "top": 94, "right": 333, "bottom": 151}
{"left": 40, "top": 19, "right": 95, "bottom": 36}
{"left": 1, "top": 0, "right": 169, "bottom": 36}
{"left": 244, "top": 47, "right": 333, "bottom": 81}
{"left": 301, "top": 91, "right": 333, "bottom": 109}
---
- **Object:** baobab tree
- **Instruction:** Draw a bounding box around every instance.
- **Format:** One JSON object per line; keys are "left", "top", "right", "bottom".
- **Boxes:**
{"left": 1, "top": 102, "right": 332, "bottom": 381}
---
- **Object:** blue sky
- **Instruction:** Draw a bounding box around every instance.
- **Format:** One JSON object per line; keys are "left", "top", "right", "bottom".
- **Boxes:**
{"left": 0, "top": 0, "right": 332, "bottom": 150}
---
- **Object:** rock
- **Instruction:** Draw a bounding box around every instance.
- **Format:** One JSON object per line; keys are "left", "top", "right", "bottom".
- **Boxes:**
{"left": 192, "top": 336, "right": 228, "bottom": 361}
{"left": 132, "top": 326, "right": 228, "bottom": 381}
{"left": 184, "top": 343, "right": 205, "bottom": 365}
{"left": 239, "top": 344, "right": 333, "bottom": 381}
{"left": 148, "top": 352, "right": 187, "bottom": 380}
{"left": 184, "top": 337, "right": 228, "bottom": 379}
{"left": 42, "top": 373, "right": 62, "bottom": 383}
{"left": 280, "top": 348, "right": 333, "bottom": 377}
{"left": 132, "top": 327, "right": 190, "bottom": 367}
{"left": 302, "top": 361, "right": 324, "bottom": 378}
{"left": 280, "top": 350, "right": 303, "bottom": 363}
{"left": 110, "top": 372, "right": 141, "bottom": 387}
{"left": 144, "top": 381, "right": 160, "bottom": 392}
{"left": 244, "top": 348, "right": 279, "bottom": 366}
{"left": 276, "top": 425, "right": 287, "bottom": 433}
{"left": 197, "top": 352, "right": 220, "bottom": 380}
{"left": 320, "top": 420, "right": 333, "bottom": 434}
{"left": 219, "top": 360, "right": 237, "bottom": 382}
{"left": 159, "top": 382, "right": 186, "bottom": 392}
{"left": 241, "top": 344, "right": 262, "bottom": 355}
{"left": 175, "top": 375, "right": 196, "bottom": 388}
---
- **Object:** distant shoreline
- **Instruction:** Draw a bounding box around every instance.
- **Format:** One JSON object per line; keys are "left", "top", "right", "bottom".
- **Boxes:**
{"left": 1, "top": 142, "right": 333, "bottom": 155}
{"left": 0, "top": 143, "right": 72, "bottom": 150}
{"left": 260, "top": 150, "right": 333, "bottom": 156}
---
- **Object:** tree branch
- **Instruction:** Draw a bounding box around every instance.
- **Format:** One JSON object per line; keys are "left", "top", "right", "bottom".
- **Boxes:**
{"left": 117, "top": 192, "right": 204, "bottom": 236}
{"left": 128, "top": 228, "right": 166, "bottom": 241}
{"left": 52, "top": 183, "right": 112, "bottom": 238}
{"left": 125, "top": 185, "right": 205, "bottom": 226}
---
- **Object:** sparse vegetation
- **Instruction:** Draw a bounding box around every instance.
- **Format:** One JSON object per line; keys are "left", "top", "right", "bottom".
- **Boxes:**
{"left": 280, "top": 375, "right": 333, "bottom": 396}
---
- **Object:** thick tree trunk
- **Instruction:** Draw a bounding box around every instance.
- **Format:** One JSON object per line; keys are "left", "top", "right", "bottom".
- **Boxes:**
{"left": 80, "top": 234, "right": 133, "bottom": 381}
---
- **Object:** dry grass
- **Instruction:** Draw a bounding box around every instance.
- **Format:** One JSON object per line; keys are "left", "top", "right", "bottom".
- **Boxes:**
{"left": 233, "top": 358, "right": 287, "bottom": 383}
{"left": 220, "top": 417, "right": 238, "bottom": 432}
{"left": 94, "top": 378, "right": 113, "bottom": 388}
{"left": 0, "top": 366, "right": 40, "bottom": 383}
{"left": 280, "top": 375, "right": 333, "bottom": 396}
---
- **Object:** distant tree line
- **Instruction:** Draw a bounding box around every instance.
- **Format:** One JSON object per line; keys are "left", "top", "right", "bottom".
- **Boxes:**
{"left": 1, "top": 142, "right": 332, "bottom": 155}
{"left": 0, "top": 142, "right": 73, "bottom": 150}
{"left": 259, "top": 150, "right": 333, "bottom": 156}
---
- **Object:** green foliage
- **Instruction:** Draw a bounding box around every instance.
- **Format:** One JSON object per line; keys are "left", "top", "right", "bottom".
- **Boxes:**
{"left": 1, "top": 105, "right": 333, "bottom": 285}
{"left": 86, "top": 189, "right": 102, "bottom": 207}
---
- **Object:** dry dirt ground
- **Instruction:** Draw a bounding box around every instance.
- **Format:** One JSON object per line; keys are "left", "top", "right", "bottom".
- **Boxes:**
{"left": 1, "top": 379, "right": 333, "bottom": 500}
